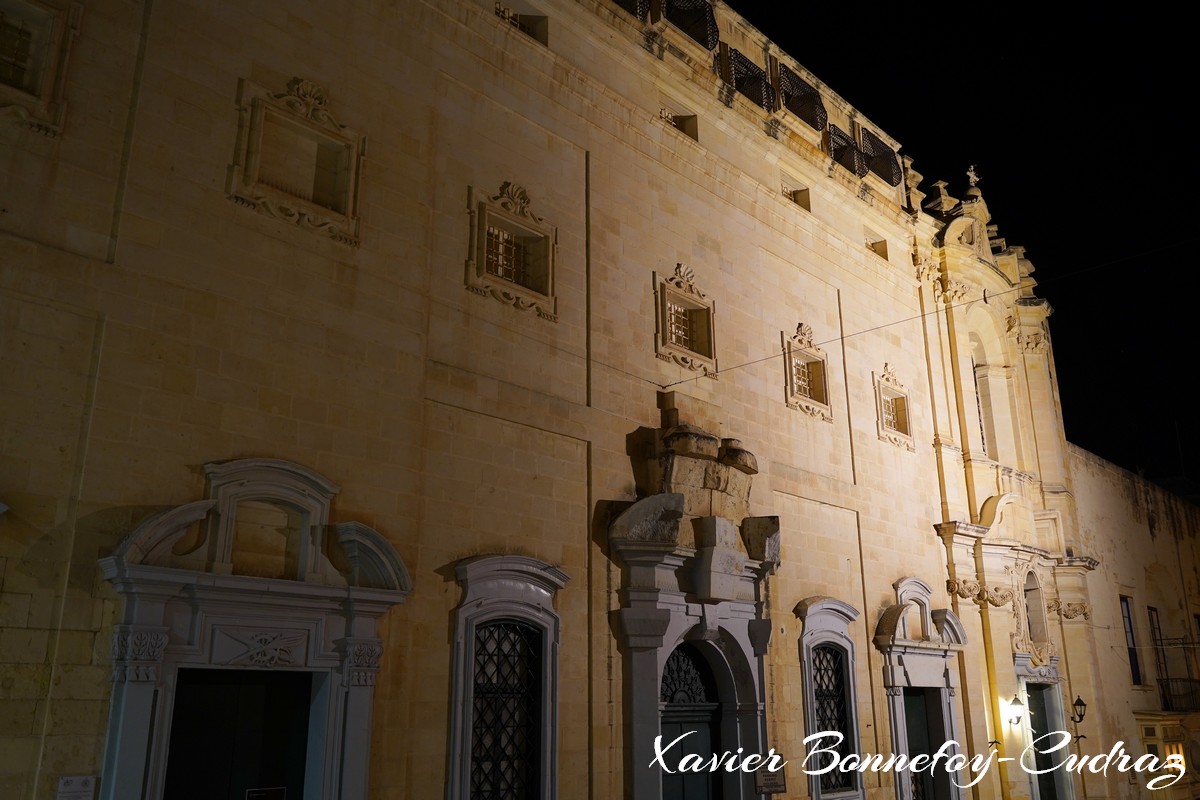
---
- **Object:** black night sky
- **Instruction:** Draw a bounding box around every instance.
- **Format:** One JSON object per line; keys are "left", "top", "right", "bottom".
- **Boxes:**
{"left": 731, "top": 3, "right": 1198, "bottom": 489}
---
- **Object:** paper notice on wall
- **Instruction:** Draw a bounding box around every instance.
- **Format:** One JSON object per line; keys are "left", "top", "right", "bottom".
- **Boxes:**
{"left": 56, "top": 776, "right": 96, "bottom": 800}
{"left": 755, "top": 768, "right": 787, "bottom": 794}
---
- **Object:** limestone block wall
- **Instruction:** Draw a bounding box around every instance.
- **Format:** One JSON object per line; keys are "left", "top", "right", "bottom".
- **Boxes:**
{"left": 0, "top": 0, "right": 1195, "bottom": 799}
{"left": 1069, "top": 444, "right": 1200, "bottom": 799}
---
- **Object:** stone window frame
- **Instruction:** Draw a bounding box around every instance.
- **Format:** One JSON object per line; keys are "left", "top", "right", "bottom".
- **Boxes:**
{"left": 448, "top": 555, "right": 569, "bottom": 800}
{"left": 0, "top": 0, "right": 80, "bottom": 136}
{"left": 781, "top": 172, "right": 811, "bottom": 211}
{"left": 794, "top": 597, "right": 863, "bottom": 800}
{"left": 465, "top": 181, "right": 558, "bottom": 321}
{"left": 96, "top": 458, "right": 411, "bottom": 800}
{"left": 655, "top": 262, "right": 716, "bottom": 375}
{"left": 227, "top": 76, "right": 364, "bottom": 246}
{"left": 783, "top": 322, "right": 832, "bottom": 421}
{"left": 874, "top": 363, "right": 915, "bottom": 451}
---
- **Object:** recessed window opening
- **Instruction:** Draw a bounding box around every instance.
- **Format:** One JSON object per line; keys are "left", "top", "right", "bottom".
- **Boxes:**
{"left": 1120, "top": 595, "right": 1142, "bottom": 684}
{"left": 1024, "top": 572, "right": 1047, "bottom": 643}
{"left": 667, "top": 299, "right": 711, "bottom": 358}
{"left": 484, "top": 218, "right": 549, "bottom": 295}
{"left": 865, "top": 232, "right": 888, "bottom": 261}
{"left": 494, "top": 2, "right": 548, "bottom": 45}
{"left": 258, "top": 115, "right": 352, "bottom": 214}
{"left": 660, "top": 105, "right": 698, "bottom": 141}
{"left": 781, "top": 175, "right": 811, "bottom": 211}
{"left": 882, "top": 394, "right": 907, "bottom": 434}
{"left": 231, "top": 500, "right": 303, "bottom": 580}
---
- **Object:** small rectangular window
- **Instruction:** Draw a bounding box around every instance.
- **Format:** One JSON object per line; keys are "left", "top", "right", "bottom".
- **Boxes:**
{"left": 659, "top": 105, "right": 698, "bottom": 142}
{"left": 783, "top": 323, "right": 832, "bottom": 421}
{"left": 865, "top": 231, "right": 889, "bottom": 261}
{"left": 656, "top": 263, "right": 715, "bottom": 375}
{"left": 494, "top": 2, "right": 548, "bottom": 45}
{"left": 882, "top": 395, "right": 906, "bottom": 434}
{"left": 467, "top": 182, "right": 557, "bottom": 320}
{"left": 781, "top": 175, "right": 811, "bottom": 212}
{"left": 875, "top": 365, "right": 914, "bottom": 450}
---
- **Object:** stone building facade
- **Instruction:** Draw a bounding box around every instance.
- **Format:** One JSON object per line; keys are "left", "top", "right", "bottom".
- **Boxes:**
{"left": 1, "top": 0, "right": 1198, "bottom": 799}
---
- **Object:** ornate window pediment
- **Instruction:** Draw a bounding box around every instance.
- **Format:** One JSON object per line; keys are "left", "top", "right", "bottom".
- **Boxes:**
{"left": 227, "top": 77, "right": 364, "bottom": 246}
{"left": 783, "top": 322, "right": 832, "bottom": 421}
{"left": 465, "top": 181, "right": 558, "bottom": 320}
{"left": 655, "top": 262, "right": 716, "bottom": 374}
{"left": 875, "top": 363, "right": 915, "bottom": 450}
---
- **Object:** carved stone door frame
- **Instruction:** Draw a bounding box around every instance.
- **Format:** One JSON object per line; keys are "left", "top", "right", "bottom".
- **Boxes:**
{"left": 96, "top": 459, "right": 411, "bottom": 800}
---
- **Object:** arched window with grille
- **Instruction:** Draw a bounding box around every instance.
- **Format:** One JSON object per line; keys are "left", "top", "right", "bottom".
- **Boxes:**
{"left": 794, "top": 597, "right": 863, "bottom": 800}
{"left": 449, "top": 555, "right": 568, "bottom": 800}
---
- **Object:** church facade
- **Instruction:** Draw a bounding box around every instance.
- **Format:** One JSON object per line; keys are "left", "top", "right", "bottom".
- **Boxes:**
{"left": 1, "top": 1, "right": 1198, "bottom": 799}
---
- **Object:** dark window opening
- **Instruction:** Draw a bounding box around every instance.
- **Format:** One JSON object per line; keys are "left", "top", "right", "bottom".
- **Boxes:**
{"left": 664, "top": 0, "right": 718, "bottom": 51}
{"left": 1121, "top": 595, "right": 1142, "bottom": 684}
{"left": 779, "top": 65, "right": 828, "bottom": 131}
{"left": 472, "top": 619, "right": 543, "bottom": 800}
{"left": 812, "top": 644, "right": 854, "bottom": 793}
{"left": 727, "top": 48, "right": 774, "bottom": 111}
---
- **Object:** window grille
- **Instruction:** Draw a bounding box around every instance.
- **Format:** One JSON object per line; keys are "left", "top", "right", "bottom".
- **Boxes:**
{"left": 667, "top": 302, "right": 693, "bottom": 351}
{"left": 779, "top": 65, "right": 827, "bottom": 131}
{"left": 792, "top": 359, "right": 814, "bottom": 398}
{"left": 829, "top": 124, "right": 868, "bottom": 178}
{"left": 664, "top": 0, "right": 718, "bottom": 50}
{"left": 613, "top": 0, "right": 649, "bottom": 19}
{"left": 791, "top": 358, "right": 827, "bottom": 405}
{"left": 486, "top": 226, "right": 534, "bottom": 288}
{"left": 728, "top": 47, "right": 775, "bottom": 111}
{"left": 882, "top": 396, "right": 906, "bottom": 433}
{"left": 472, "top": 620, "right": 542, "bottom": 800}
{"left": 812, "top": 645, "right": 853, "bottom": 792}
{"left": 0, "top": 12, "right": 33, "bottom": 91}
{"left": 660, "top": 644, "right": 716, "bottom": 704}
{"left": 860, "top": 126, "right": 903, "bottom": 186}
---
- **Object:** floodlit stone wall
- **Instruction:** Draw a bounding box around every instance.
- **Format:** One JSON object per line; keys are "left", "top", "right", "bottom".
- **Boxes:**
{"left": 0, "top": 0, "right": 1194, "bottom": 799}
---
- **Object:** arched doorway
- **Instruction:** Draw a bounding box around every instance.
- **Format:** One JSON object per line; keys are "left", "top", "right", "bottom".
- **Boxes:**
{"left": 660, "top": 642, "right": 723, "bottom": 800}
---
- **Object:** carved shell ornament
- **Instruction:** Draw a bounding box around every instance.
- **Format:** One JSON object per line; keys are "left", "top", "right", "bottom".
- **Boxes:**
{"left": 791, "top": 322, "right": 815, "bottom": 349}
{"left": 491, "top": 181, "right": 543, "bottom": 222}
{"left": 880, "top": 362, "right": 902, "bottom": 389}
{"left": 271, "top": 77, "right": 343, "bottom": 128}
{"left": 662, "top": 262, "right": 708, "bottom": 301}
